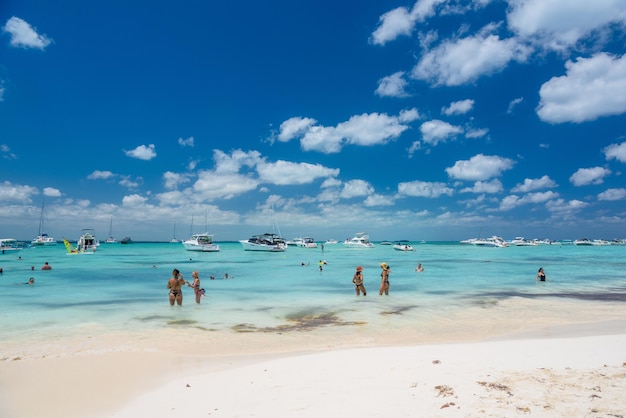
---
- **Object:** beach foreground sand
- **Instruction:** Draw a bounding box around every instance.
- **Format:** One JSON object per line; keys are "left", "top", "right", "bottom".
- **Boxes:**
{"left": 2, "top": 325, "right": 625, "bottom": 418}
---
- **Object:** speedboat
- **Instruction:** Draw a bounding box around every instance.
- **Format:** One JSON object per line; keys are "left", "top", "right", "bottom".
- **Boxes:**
{"left": 1, "top": 238, "right": 22, "bottom": 254}
{"left": 462, "top": 236, "right": 508, "bottom": 247}
{"left": 286, "top": 238, "right": 302, "bottom": 247}
{"left": 182, "top": 233, "right": 220, "bottom": 252}
{"left": 573, "top": 238, "right": 594, "bottom": 246}
{"left": 77, "top": 229, "right": 99, "bottom": 252}
{"left": 393, "top": 240, "right": 415, "bottom": 251}
{"left": 240, "top": 233, "right": 286, "bottom": 252}
{"left": 300, "top": 237, "right": 318, "bottom": 248}
{"left": 343, "top": 232, "right": 375, "bottom": 248}
{"left": 289, "top": 237, "right": 317, "bottom": 248}
{"left": 120, "top": 237, "right": 133, "bottom": 244}
{"left": 509, "top": 237, "right": 537, "bottom": 246}
{"left": 324, "top": 239, "right": 338, "bottom": 245}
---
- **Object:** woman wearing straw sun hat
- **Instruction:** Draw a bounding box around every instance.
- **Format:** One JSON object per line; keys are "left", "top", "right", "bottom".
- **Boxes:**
{"left": 352, "top": 265, "right": 366, "bottom": 296}
{"left": 379, "top": 262, "right": 391, "bottom": 296}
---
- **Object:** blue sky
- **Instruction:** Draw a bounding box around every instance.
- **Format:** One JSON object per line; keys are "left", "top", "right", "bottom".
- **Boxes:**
{"left": 2, "top": 0, "right": 626, "bottom": 242}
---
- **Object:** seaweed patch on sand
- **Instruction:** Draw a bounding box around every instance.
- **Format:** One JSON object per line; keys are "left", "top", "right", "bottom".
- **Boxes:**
{"left": 380, "top": 305, "right": 416, "bottom": 316}
{"left": 232, "top": 312, "right": 366, "bottom": 333}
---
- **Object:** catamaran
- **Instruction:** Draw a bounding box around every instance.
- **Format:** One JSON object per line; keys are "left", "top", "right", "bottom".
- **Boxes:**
{"left": 31, "top": 201, "right": 57, "bottom": 246}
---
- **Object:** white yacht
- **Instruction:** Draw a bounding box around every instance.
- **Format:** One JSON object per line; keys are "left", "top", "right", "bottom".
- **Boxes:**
{"left": 343, "top": 232, "right": 375, "bottom": 248}
{"left": 288, "top": 237, "right": 317, "bottom": 248}
{"left": 182, "top": 233, "right": 220, "bottom": 252}
{"left": 461, "top": 236, "right": 508, "bottom": 247}
{"left": 240, "top": 233, "right": 286, "bottom": 252}
{"left": 77, "top": 229, "right": 99, "bottom": 252}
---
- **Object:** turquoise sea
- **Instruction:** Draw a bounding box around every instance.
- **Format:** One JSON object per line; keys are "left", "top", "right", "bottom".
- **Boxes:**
{"left": 2, "top": 241, "right": 626, "bottom": 348}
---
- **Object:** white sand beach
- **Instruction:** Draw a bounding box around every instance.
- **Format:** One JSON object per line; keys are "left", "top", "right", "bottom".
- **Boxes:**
{"left": 1, "top": 305, "right": 626, "bottom": 418}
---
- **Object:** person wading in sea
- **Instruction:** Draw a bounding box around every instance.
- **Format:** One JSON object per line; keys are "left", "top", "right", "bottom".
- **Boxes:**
{"left": 352, "top": 265, "right": 366, "bottom": 296}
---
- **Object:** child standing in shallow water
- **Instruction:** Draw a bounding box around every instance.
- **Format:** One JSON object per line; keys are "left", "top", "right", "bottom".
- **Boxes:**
{"left": 352, "top": 266, "right": 366, "bottom": 296}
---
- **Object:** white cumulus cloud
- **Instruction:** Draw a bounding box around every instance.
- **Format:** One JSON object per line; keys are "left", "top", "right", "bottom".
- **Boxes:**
{"left": 280, "top": 110, "right": 419, "bottom": 154}
{"left": 420, "top": 119, "right": 463, "bottom": 145}
{"left": 2, "top": 16, "right": 52, "bottom": 49}
{"left": 605, "top": 141, "right": 626, "bottom": 162}
{"left": 124, "top": 144, "right": 156, "bottom": 161}
{"left": 412, "top": 27, "right": 530, "bottom": 86}
{"left": 397, "top": 180, "right": 454, "bottom": 198}
{"left": 446, "top": 154, "right": 515, "bottom": 181}
{"left": 507, "top": 0, "right": 626, "bottom": 52}
{"left": 569, "top": 167, "right": 611, "bottom": 186}
{"left": 537, "top": 53, "right": 626, "bottom": 123}
{"left": 511, "top": 175, "right": 558, "bottom": 193}
{"left": 442, "top": 99, "right": 474, "bottom": 115}
{"left": 598, "top": 188, "right": 626, "bottom": 201}
{"left": 375, "top": 71, "right": 410, "bottom": 97}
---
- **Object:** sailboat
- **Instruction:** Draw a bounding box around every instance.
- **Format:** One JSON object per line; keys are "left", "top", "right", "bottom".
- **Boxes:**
{"left": 31, "top": 201, "right": 57, "bottom": 246}
{"left": 104, "top": 216, "right": 118, "bottom": 243}
{"left": 169, "top": 223, "right": 180, "bottom": 243}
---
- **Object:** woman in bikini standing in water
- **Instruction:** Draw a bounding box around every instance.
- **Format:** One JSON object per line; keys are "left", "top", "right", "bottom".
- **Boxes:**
{"left": 167, "top": 268, "right": 185, "bottom": 306}
{"left": 186, "top": 270, "right": 203, "bottom": 304}
{"left": 379, "top": 262, "right": 390, "bottom": 295}
{"left": 352, "top": 265, "right": 366, "bottom": 296}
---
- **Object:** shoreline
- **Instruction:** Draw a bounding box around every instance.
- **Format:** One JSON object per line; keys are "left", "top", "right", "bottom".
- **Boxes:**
{"left": 2, "top": 307, "right": 626, "bottom": 418}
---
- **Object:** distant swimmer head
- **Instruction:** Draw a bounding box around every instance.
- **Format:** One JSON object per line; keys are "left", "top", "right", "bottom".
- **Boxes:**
{"left": 380, "top": 262, "right": 387, "bottom": 269}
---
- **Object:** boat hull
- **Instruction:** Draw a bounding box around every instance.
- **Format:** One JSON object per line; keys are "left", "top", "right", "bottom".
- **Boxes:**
{"left": 239, "top": 240, "right": 285, "bottom": 252}
{"left": 183, "top": 242, "right": 220, "bottom": 252}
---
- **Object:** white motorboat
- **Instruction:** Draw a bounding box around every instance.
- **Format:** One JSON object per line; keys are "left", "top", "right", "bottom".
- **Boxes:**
{"left": 343, "top": 232, "right": 375, "bottom": 248}
{"left": 286, "top": 238, "right": 301, "bottom": 247}
{"left": 77, "top": 229, "right": 99, "bottom": 252}
{"left": 240, "top": 233, "right": 286, "bottom": 252}
{"left": 300, "top": 237, "right": 318, "bottom": 248}
{"left": 182, "top": 233, "right": 220, "bottom": 252}
{"left": 461, "top": 236, "right": 508, "bottom": 247}
{"left": 393, "top": 240, "right": 415, "bottom": 251}
{"left": 288, "top": 237, "right": 318, "bottom": 248}
{"left": 324, "top": 239, "right": 338, "bottom": 245}
{"left": 1, "top": 238, "right": 22, "bottom": 254}
{"left": 573, "top": 238, "right": 594, "bottom": 246}
{"left": 460, "top": 238, "right": 478, "bottom": 245}
{"left": 509, "top": 237, "right": 537, "bottom": 246}
{"left": 592, "top": 239, "right": 611, "bottom": 246}
{"left": 31, "top": 201, "right": 57, "bottom": 246}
